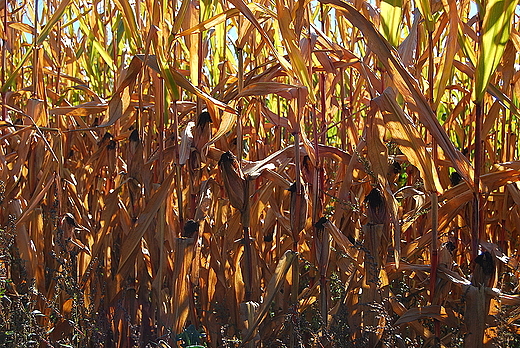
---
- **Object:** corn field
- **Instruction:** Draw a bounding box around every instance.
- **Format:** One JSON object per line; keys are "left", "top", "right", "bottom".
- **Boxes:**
{"left": 2, "top": 0, "right": 520, "bottom": 346}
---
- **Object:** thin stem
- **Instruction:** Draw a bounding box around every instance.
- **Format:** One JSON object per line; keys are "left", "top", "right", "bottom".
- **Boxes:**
{"left": 32, "top": 0, "right": 39, "bottom": 98}
{"left": 428, "top": 32, "right": 434, "bottom": 105}
{"left": 473, "top": 102, "right": 483, "bottom": 261}
{"left": 242, "top": 179, "right": 253, "bottom": 302}
{"left": 430, "top": 192, "right": 440, "bottom": 341}
{"left": 237, "top": 47, "right": 244, "bottom": 163}
{"left": 290, "top": 113, "right": 302, "bottom": 348}
{"left": 157, "top": 77, "right": 165, "bottom": 182}
{"left": 2, "top": 0, "right": 8, "bottom": 120}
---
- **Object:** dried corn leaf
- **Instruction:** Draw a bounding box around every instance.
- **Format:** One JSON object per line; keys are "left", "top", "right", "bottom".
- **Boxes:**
{"left": 50, "top": 101, "right": 109, "bottom": 116}
{"left": 136, "top": 54, "right": 236, "bottom": 114}
{"left": 8, "top": 22, "right": 34, "bottom": 34}
{"left": 375, "top": 88, "right": 442, "bottom": 193}
{"left": 117, "top": 170, "right": 176, "bottom": 275}
{"left": 178, "top": 8, "right": 240, "bottom": 36}
{"left": 202, "top": 111, "right": 237, "bottom": 151}
{"left": 241, "top": 250, "right": 297, "bottom": 344}
{"left": 16, "top": 174, "right": 55, "bottom": 225}
{"left": 395, "top": 305, "right": 451, "bottom": 326}
{"left": 237, "top": 82, "right": 300, "bottom": 99}
{"left": 227, "top": 0, "right": 294, "bottom": 82}
{"left": 389, "top": 298, "right": 435, "bottom": 339}
{"left": 321, "top": 0, "right": 474, "bottom": 188}
{"left": 365, "top": 106, "right": 388, "bottom": 186}
{"left": 100, "top": 87, "right": 132, "bottom": 127}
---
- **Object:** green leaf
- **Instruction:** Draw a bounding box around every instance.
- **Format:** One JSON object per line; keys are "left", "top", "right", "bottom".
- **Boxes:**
{"left": 380, "top": 0, "right": 402, "bottom": 47}
{"left": 113, "top": 0, "right": 142, "bottom": 49}
{"left": 275, "top": 0, "right": 315, "bottom": 103}
{"left": 92, "top": 39, "right": 116, "bottom": 70}
{"left": 474, "top": 0, "right": 519, "bottom": 102}
{"left": 1, "top": 49, "right": 32, "bottom": 92}
{"left": 172, "top": 0, "right": 191, "bottom": 34}
{"left": 416, "top": 0, "right": 434, "bottom": 32}
{"left": 176, "top": 324, "right": 206, "bottom": 346}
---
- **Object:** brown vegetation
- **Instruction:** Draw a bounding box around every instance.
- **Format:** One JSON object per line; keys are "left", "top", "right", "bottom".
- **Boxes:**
{"left": 1, "top": 0, "right": 520, "bottom": 347}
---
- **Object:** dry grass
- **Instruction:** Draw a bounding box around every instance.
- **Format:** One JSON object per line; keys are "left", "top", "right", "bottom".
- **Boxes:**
{"left": 1, "top": 0, "right": 520, "bottom": 347}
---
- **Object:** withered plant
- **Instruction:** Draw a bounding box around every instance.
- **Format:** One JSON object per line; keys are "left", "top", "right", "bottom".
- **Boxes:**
{"left": 1, "top": 0, "right": 520, "bottom": 347}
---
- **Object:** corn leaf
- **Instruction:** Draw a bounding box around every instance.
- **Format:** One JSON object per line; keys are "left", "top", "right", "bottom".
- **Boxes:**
{"left": 320, "top": 0, "right": 474, "bottom": 190}
{"left": 241, "top": 250, "right": 297, "bottom": 344}
{"left": 117, "top": 170, "right": 176, "bottom": 276}
{"left": 380, "top": 0, "right": 402, "bottom": 47}
{"left": 474, "top": 0, "right": 519, "bottom": 102}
